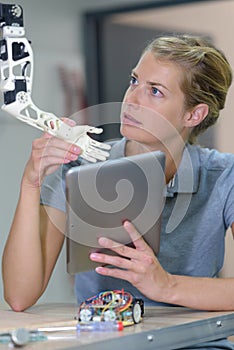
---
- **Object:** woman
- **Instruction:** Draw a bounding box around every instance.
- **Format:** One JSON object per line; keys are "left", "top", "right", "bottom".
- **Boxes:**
{"left": 2, "top": 34, "right": 234, "bottom": 349}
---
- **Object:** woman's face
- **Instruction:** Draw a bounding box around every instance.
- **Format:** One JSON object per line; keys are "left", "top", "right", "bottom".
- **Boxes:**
{"left": 120, "top": 50, "right": 190, "bottom": 150}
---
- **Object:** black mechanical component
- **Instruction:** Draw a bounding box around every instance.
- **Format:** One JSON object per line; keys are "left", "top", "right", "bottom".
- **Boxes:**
{"left": 12, "top": 41, "right": 29, "bottom": 61}
{"left": 4, "top": 79, "right": 26, "bottom": 104}
{"left": 0, "top": 3, "right": 23, "bottom": 27}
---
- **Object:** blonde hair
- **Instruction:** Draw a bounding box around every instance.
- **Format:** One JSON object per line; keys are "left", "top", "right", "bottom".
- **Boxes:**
{"left": 144, "top": 35, "right": 233, "bottom": 143}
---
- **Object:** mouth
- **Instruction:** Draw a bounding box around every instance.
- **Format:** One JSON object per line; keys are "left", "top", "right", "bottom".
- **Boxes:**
{"left": 122, "top": 112, "right": 142, "bottom": 127}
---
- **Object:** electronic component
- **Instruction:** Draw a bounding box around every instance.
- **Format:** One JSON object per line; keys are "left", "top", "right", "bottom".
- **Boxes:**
{"left": 77, "top": 289, "right": 144, "bottom": 326}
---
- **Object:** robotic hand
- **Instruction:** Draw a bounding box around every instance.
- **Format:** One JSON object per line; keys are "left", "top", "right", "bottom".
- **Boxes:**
{"left": 0, "top": 4, "right": 111, "bottom": 162}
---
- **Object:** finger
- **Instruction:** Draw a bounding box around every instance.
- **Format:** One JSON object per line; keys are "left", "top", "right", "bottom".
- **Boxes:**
{"left": 43, "top": 136, "right": 81, "bottom": 154}
{"left": 123, "top": 221, "right": 151, "bottom": 252}
{"left": 41, "top": 147, "right": 80, "bottom": 162}
{"left": 80, "top": 153, "right": 97, "bottom": 163}
{"left": 32, "top": 137, "right": 81, "bottom": 162}
{"left": 61, "top": 117, "right": 76, "bottom": 126}
{"left": 85, "top": 147, "right": 110, "bottom": 160}
{"left": 96, "top": 236, "right": 143, "bottom": 261}
{"left": 90, "top": 250, "right": 133, "bottom": 270}
{"left": 87, "top": 127, "right": 103, "bottom": 134}
{"left": 90, "top": 139, "right": 111, "bottom": 150}
{"left": 37, "top": 156, "right": 72, "bottom": 171}
{"left": 85, "top": 153, "right": 106, "bottom": 161}
{"left": 41, "top": 132, "right": 53, "bottom": 139}
{"left": 95, "top": 265, "right": 133, "bottom": 281}
{"left": 31, "top": 148, "right": 74, "bottom": 171}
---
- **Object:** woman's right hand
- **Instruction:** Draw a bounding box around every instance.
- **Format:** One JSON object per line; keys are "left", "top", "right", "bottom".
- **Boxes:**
{"left": 22, "top": 118, "right": 82, "bottom": 188}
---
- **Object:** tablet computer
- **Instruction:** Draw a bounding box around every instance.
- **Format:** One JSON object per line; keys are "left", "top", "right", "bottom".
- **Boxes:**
{"left": 66, "top": 150, "right": 165, "bottom": 273}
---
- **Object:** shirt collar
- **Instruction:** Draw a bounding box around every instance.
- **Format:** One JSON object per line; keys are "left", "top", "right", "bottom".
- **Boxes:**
{"left": 110, "top": 138, "right": 200, "bottom": 196}
{"left": 166, "top": 144, "right": 200, "bottom": 196}
{"left": 109, "top": 137, "right": 126, "bottom": 159}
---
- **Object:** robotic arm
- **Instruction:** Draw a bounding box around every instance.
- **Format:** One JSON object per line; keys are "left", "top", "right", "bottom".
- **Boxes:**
{"left": 0, "top": 4, "right": 111, "bottom": 162}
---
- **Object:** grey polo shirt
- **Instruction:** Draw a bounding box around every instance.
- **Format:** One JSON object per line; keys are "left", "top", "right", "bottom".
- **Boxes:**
{"left": 40, "top": 137, "right": 234, "bottom": 305}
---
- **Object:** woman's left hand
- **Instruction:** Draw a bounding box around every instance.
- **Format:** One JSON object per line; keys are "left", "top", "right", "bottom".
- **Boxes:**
{"left": 90, "top": 221, "right": 173, "bottom": 302}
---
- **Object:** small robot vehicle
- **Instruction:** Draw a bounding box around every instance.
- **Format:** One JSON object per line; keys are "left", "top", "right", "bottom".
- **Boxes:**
{"left": 77, "top": 290, "right": 144, "bottom": 327}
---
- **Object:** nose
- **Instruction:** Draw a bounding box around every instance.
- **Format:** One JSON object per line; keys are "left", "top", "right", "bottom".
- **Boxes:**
{"left": 124, "top": 84, "right": 144, "bottom": 105}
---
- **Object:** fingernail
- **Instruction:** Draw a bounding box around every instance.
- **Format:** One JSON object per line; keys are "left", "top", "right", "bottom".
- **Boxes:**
{"left": 90, "top": 253, "right": 98, "bottom": 260}
{"left": 73, "top": 146, "right": 81, "bottom": 153}
{"left": 95, "top": 267, "right": 103, "bottom": 273}
{"left": 70, "top": 153, "right": 78, "bottom": 160}
{"left": 123, "top": 220, "right": 130, "bottom": 227}
{"left": 98, "top": 237, "right": 108, "bottom": 245}
{"left": 68, "top": 119, "right": 76, "bottom": 126}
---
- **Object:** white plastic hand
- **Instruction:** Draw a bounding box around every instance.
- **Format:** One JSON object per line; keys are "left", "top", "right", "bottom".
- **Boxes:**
{"left": 1, "top": 93, "right": 111, "bottom": 162}
{"left": 68, "top": 125, "right": 111, "bottom": 162}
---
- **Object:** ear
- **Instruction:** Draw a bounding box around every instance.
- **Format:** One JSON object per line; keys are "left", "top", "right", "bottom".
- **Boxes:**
{"left": 184, "top": 104, "right": 209, "bottom": 127}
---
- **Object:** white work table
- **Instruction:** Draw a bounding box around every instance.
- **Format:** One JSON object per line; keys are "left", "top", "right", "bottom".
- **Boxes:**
{"left": 1, "top": 303, "right": 234, "bottom": 349}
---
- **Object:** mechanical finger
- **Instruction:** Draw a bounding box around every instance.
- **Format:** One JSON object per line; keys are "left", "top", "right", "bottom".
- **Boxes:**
{"left": 90, "top": 139, "right": 111, "bottom": 150}
{"left": 80, "top": 152, "right": 98, "bottom": 163}
{"left": 87, "top": 127, "right": 103, "bottom": 134}
{"left": 86, "top": 145, "right": 110, "bottom": 157}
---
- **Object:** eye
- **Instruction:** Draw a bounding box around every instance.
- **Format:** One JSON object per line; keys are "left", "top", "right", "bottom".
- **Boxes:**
{"left": 129, "top": 75, "right": 138, "bottom": 86}
{"left": 151, "top": 86, "right": 163, "bottom": 97}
